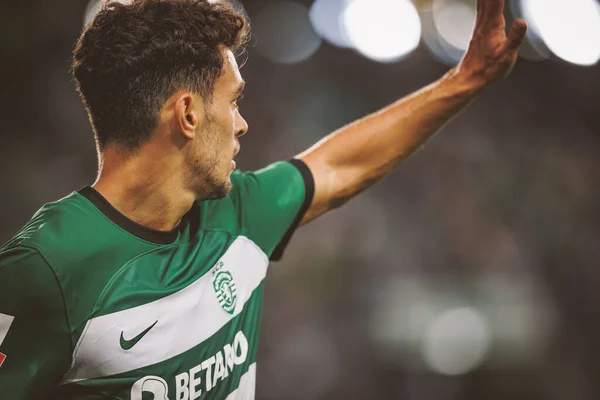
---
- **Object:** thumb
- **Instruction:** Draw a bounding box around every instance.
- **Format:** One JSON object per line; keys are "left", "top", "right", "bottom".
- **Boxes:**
{"left": 505, "top": 19, "right": 528, "bottom": 52}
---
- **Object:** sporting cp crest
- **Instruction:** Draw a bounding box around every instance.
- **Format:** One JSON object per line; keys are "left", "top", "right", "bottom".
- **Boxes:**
{"left": 213, "top": 270, "right": 237, "bottom": 315}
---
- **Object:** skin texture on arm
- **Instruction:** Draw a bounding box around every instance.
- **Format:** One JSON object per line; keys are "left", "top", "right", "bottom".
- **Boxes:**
{"left": 297, "top": 0, "right": 528, "bottom": 224}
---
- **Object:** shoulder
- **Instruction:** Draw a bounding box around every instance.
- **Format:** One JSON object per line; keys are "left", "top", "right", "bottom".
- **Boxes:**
{"left": 0, "top": 245, "right": 62, "bottom": 314}
{"left": 0, "top": 193, "right": 86, "bottom": 299}
{"left": 0, "top": 245, "right": 50, "bottom": 273}
{"left": 2, "top": 191, "right": 91, "bottom": 257}
{"left": 198, "top": 161, "right": 313, "bottom": 259}
{"left": 0, "top": 190, "right": 128, "bottom": 279}
{"left": 197, "top": 162, "right": 303, "bottom": 227}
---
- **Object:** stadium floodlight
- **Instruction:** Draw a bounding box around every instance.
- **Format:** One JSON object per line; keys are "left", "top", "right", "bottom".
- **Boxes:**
{"left": 342, "top": 0, "right": 422, "bottom": 63}
{"left": 522, "top": 0, "right": 600, "bottom": 66}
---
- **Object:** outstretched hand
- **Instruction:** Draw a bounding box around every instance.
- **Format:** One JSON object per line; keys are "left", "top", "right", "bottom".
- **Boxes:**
{"left": 458, "top": 0, "right": 528, "bottom": 84}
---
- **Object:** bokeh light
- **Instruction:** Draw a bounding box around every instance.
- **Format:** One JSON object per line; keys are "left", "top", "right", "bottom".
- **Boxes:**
{"left": 421, "top": 8, "right": 464, "bottom": 66}
{"left": 6, "top": 0, "right": 600, "bottom": 398}
{"left": 522, "top": 0, "right": 600, "bottom": 66}
{"left": 421, "top": 307, "right": 491, "bottom": 375}
{"left": 433, "top": 0, "right": 477, "bottom": 52}
{"left": 253, "top": 1, "right": 322, "bottom": 64}
{"left": 342, "top": 0, "right": 422, "bottom": 63}
{"left": 83, "top": 0, "right": 131, "bottom": 27}
{"left": 309, "top": 0, "right": 352, "bottom": 48}
{"left": 83, "top": 0, "right": 104, "bottom": 27}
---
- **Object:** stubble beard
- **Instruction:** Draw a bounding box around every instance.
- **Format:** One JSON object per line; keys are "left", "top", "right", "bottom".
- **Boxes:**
{"left": 188, "top": 123, "right": 232, "bottom": 202}
{"left": 202, "top": 170, "right": 231, "bottom": 201}
{"left": 187, "top": 157, "right": 231, "bottom": 201}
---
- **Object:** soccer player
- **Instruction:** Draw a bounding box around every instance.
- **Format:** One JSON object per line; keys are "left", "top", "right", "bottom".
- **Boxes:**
{"left": 0, "top": 0, "right": 526, "bottom": 398}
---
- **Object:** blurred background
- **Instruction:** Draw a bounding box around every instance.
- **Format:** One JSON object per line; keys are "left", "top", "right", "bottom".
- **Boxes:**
{"left": 1, "top": 0, "right": 600, "bottom": 399}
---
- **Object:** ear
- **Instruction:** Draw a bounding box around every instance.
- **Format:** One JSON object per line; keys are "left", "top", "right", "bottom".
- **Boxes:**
{"left": 174, "top": 92, "right": 205, "bottom": 140}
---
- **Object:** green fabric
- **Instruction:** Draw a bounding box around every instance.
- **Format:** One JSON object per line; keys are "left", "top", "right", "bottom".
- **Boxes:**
{"left": 0, "top": 161, "right": 307, "bottom": 399}
{"left": 0, "top": 247, "right": 72, "bottom": 399}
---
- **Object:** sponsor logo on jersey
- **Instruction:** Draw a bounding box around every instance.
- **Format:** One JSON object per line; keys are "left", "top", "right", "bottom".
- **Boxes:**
{"left": 131, "top": 375, "right": 169, "bottom": 400}
{"left": 211, "top": 261, "right": 237, "bottom": 315}
{"left": 120, "top": 320, "right": 158, "bottom": 350}
{"left": 131, "top": 330, "right": 248, "bottom": 400}
{"left": 0, "top": 313, "right": 15, "bottom": 368}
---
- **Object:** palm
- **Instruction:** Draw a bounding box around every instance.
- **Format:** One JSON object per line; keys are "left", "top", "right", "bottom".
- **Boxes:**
{"left": 459, "top": 0, "right": 528, "bottom": 83}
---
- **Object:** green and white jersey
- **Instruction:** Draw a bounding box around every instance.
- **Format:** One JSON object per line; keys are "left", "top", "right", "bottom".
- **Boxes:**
{"left": 0, "top": 160, "right": 314, "bottom": 400}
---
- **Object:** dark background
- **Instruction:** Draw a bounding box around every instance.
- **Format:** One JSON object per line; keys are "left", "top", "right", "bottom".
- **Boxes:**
{"left": 1, "top": 0, "right": 599, "bottom": 399}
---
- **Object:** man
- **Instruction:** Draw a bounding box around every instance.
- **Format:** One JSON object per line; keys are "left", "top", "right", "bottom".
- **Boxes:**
{"left": 0, "top": 0, "right": 527, "bottom": 398}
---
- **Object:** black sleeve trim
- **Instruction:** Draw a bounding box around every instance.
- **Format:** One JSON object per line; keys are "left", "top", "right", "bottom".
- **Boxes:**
{"left": 270, "top": 158, "right": 315, "bottom": 261}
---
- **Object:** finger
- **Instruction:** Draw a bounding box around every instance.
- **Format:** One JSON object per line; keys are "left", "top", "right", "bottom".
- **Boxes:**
{"left": 476, "top": 0, "right": 505, "bottom": 25}
{"left": 504, "top": 18, "right": 528, "bottom": 52}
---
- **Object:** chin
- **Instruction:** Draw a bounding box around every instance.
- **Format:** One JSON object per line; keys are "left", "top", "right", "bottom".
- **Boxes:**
{"left": 194, "top": 176, "right": 232, "bottom": 201}
{"left": 220, "top": 178, "right": 233, "bottom": 197}
{"left": 215, "top": 175, "right": 234, "bottom": 199}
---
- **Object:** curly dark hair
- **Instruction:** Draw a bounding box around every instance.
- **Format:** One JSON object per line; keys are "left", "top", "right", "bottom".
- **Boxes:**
{"left": 72, "top": 0, "right": 250, "bottom": 151}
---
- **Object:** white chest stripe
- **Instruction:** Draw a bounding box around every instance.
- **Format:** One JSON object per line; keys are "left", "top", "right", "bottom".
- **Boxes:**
{"left": 225, "top": 363, "right": 256, "bottom": 400}
{"left": 0, "top": 313, "right": 15, "bottom": 346}
{"left": 60, "top": 236, "right": 268, "bottom": 384}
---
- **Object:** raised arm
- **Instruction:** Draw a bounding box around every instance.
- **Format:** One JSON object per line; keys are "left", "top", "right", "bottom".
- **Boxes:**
{"left": 297, "top": 0, "right": 527, "bottom": 224}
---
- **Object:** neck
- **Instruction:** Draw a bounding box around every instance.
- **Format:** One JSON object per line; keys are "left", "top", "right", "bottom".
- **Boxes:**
{"left": 92, "top": 144, "right": 195, "bottom": 232}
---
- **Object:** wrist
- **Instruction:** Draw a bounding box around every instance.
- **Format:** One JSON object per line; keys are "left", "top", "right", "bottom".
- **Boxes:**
{"left": 443, "top": 66, "right": 489, "bottom": 94}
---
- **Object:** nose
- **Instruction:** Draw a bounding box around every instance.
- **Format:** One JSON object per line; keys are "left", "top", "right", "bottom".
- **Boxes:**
{"left": 235, "top": 111, "right": 248, "bottom": 138}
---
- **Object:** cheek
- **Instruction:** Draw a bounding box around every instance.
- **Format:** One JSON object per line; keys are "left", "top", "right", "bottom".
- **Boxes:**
{"left": 207, "top": 107, "right": 235, "bottom": 161}
{"left": 214, "top": 129, "right": 233, "bottom": 165}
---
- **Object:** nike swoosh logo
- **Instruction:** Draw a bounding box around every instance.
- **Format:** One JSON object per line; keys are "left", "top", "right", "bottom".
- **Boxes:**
{"left": 120, "top": 320, "right": 158, "bottom": 351}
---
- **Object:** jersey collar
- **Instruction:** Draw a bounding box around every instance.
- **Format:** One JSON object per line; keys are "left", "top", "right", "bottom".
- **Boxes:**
{"left": 78, "top": 186, "right": 182, "bottom": 244}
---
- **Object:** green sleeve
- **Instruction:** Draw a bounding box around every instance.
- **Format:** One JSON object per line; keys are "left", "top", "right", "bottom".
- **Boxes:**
{"left": 0, "top": 246, "right": 72, "bottom": 399}
{"left": 231, "top": 160, "right": 314, "bottom": 260}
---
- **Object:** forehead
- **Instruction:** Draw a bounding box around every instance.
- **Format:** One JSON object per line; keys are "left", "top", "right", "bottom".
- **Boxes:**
{"left": 214, "top": 48, "right": 243, "bottom": 94}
